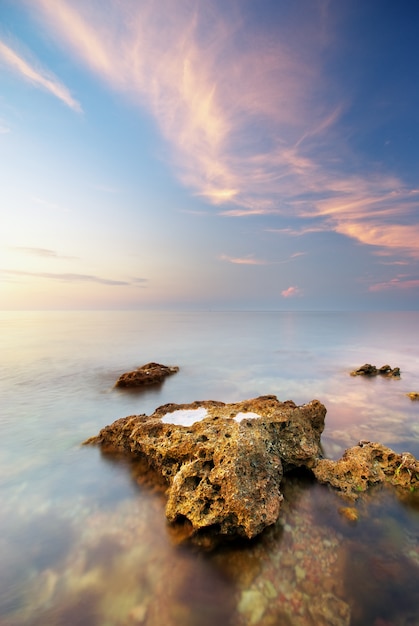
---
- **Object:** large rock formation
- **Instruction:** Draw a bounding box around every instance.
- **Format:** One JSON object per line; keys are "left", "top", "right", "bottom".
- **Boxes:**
{"left": 114, "top": 362, "right": 179, "bottom": 388}
{"left": 85, "top": 395, "right": 326, "bottom": 543}
{"left": 313, "top": 441, "right": 419, "bottom": 499}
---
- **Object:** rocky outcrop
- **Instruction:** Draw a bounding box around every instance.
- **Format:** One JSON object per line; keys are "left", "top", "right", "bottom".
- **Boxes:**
{"left": 84, "top": 390, "right": 419, "bottom": 545}
{"left": 85, "top": 395, "right": 326, "bottom": 543}
{"left": 114, "top": 362, "right": 179, "bottom": 388}
{"left": 313, "top": 441, "right": 419, "bottom": 499}
{"left": 350, "top": 363, "right": 400, "bottom": 377}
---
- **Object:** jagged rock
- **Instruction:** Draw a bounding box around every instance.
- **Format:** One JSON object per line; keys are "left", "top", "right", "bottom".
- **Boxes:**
{"left": 350, "top": 363, "right": 400, "bottom": 377}
{"left": 114, "top": 362, "right": 179, "bottom": 388}
{"left": 84, "top": 395, "right": 326, "bottom": 543}
{"left": 313, "top": 442, "right": 419, "bottom": 499}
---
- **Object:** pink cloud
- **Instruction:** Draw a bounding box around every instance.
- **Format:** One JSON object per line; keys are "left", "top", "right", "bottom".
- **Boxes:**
{"left": 281, "top": 286, "right": 302, "bottom": 298}
{"left": 27, "top": 1, "right": 419, "bottom": 261}
{"left": 28, "top": 0, "right": 331, "bottom": 206}
{"left": 369, "top": 277, "right": 419, "bottom": 292}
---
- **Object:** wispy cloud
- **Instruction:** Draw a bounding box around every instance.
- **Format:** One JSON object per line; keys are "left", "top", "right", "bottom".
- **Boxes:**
{"left": 219, "top": 251, "right": 305, "bottom": 265}
{"left": 1, "top": 268, "right": 147, "bottom": 286}
{"left": 266, "top": 226, "right": 325, "bottom": 236}
{"left": 281, "top": 286, "right": 302, "bottom": 298}
{"left": 0, "top": 39, "right": 82, "bottom": 112}
{"left": 369, "top": 276, "right": 419, "bottom": 292}
{"left": 218, "top": 254, "right": 268, "bottom": 266}
{"left": 9, "top": 246, "right": 58, "bottom": 258}
{"left": 219, "top": 208, "right": 284, "bottom": 218}
{"left": 9, "top": 246, "right": 73, "bottom": 259}
{"left": 28, "top": 0, "right": 419, "bottom": 260}
{"left": 29, "top": 0, "right": 326, "bottom": 202}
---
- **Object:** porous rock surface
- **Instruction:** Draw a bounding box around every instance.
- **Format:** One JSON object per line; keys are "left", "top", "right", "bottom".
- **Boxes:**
{"left": 115, "top": 362, "right": 179, "bottom": 388}
{"left": 85, "top": 395, "right": 326, "bottom": 541}
{"left": 313, "top": 441, "right": 419, "bottom": 499}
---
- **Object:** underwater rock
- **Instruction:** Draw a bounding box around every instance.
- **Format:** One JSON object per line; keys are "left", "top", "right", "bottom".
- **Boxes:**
{"left": 85, "top": 395, "right": 326, "bottom": 543}
{"left": 114, "top": 362, "right": 179, "bottom": 388}
{"left": 338, "top": 507, "right": 359, "bottom": 523}
{"left": 350, "top": 363, "right": 400, "bottom": 377}
{"left": 308, "top": 592, "right": 350, "bottom": 626}
{"left": 313, "top": 441, "right": 419, "bottom": 499}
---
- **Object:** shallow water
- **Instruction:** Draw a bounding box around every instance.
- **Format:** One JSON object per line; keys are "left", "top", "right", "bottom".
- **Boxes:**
{"left": 1, "top": 310, "right": 419, "bottom": 625}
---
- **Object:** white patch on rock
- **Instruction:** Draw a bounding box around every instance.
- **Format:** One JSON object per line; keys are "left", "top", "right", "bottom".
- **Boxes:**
{"left": 234, "top": 411, "right": 261, "bottom": 422}
{"left": 161, "top": 407, "right": 208, "bottom": 426}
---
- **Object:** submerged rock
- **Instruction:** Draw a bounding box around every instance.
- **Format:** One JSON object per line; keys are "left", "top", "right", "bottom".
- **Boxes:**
{"left": 114, "top": 362, "right": 179, "bottom": 388}
{"left": 313, "top": 441, "right": 419, "bottom": 499}
{"left": 85, "top": 396, "right": 326, "bottom": 543}
{"left": 308, "top": 592, "right": 350, "bottom": 626}
{"left": 350, "top": 363, "right": 400, "bottom": 377}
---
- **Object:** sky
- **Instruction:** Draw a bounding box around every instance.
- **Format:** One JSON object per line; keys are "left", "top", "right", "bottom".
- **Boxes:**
{"left": 1, "top": 0, "right": 418, "bottom": 311}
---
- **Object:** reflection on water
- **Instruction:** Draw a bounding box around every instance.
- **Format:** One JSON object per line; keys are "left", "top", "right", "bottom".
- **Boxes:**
{"left": 1, "top": 311, "right": 419, "bottom": 625}
{"left": 3, "top": 461, "right": 419, "bottom": 626}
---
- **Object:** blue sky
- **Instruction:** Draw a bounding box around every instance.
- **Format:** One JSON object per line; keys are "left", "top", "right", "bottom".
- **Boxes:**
{"left": 1, "top": 0, "right": 418, "bottom": 310}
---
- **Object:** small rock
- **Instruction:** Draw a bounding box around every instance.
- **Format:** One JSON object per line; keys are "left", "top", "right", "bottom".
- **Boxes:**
{"left": 295, "top": 564, "right": 306, "bottom": 581}
{"left": 128, "top": 603, "right": 148, "bottom": 624}
{"left": 338, "top": 507, "right": 359, "bottom": 523}
{"left": 238, "top": 589, "right": 268, "bottom": 625}
{"left": 263, "top": 580, "right": 278, "bottom": 600}
{"left": 309, "top": 592, "right": 351, "bottom": 626}
{"left": 350, "top": 363, "right": 400, "bottom": 377}
{"left": 407, "top": 392, "right": 419, "bottom": 401}
{"left": 115, "top": 362, "right": 179, "bottom": 388}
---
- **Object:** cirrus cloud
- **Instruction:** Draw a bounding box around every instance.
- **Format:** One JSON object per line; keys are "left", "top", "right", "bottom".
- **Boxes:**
{"left": 0, "top": 268, "right": 147, "bottom": 287}
{"left": 22, "top": 0, "right": 419, "bottom": 262}
{"left": 0, "top": 39, "right": 82, "bottom": 112}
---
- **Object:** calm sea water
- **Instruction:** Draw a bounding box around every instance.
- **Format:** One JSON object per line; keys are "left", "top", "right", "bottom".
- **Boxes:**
{"left": 1, "top": 310, "right": 419, "bottom": 626}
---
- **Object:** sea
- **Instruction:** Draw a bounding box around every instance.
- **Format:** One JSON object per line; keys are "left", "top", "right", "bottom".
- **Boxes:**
{"left": 1, "top": 310, "right": 419, "bottom": 626}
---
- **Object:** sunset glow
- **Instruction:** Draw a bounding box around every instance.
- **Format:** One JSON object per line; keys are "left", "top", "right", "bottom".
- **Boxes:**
{"left": 1, "top": 0, "right": 418, "bottom": 309}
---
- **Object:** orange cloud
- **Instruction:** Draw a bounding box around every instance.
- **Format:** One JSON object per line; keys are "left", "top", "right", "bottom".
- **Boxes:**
{"left": 335, "top": 222, "right": 419, "bottom": 257}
